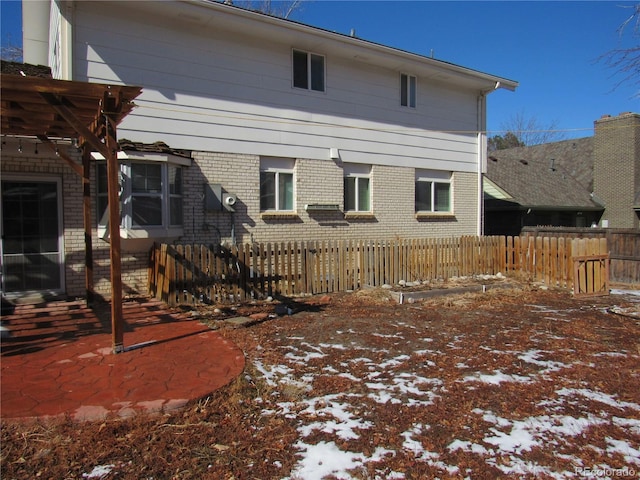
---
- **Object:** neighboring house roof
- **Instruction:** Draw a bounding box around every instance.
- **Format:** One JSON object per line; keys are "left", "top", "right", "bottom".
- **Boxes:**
{"left": 485, "top": 137, "right": 602, "bottom": 211}
{"left": 484, "top": 177, "right": 513, "bottom": 201}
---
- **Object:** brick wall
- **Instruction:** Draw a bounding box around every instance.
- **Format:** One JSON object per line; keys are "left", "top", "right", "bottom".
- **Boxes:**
{"left": 593, "top": 112, "right": 640, "bottom": 228}
{"left": 185, "top": 153, "right": 479, "bottom": 244}
{"left": 2, "top": 140, "right": 479, "bottom": 299}
{"left": 1, "top": 141, "right": 89, "bottom": 297}
{"left": 1, "top": 140, "right": 150, "bottom": 298}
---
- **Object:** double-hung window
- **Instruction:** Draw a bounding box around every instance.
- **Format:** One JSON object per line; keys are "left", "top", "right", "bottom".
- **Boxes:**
{"left": 415, "top": 170, "right": 452, "bottom": 213}
{"left": 400, "top": 73, "right": 417, "bottom": 108}
{"left": 293, "top": 49, "right": 325, "bottom": 92}
{"left": 260, "top": 157, "right": 295, "bottom": 212}
{"left": 96, "top": 157, "right": 186, "bottom": 237}
{"left": 344, "top": 164, "right": 371, "bottom": 212}
{"left": 131, "top": 163, "right": 163, "bottom": 226}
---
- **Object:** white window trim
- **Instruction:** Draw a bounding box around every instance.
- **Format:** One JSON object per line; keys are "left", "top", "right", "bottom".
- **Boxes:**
{"left": 344, "top": 164, "right": 371, "bottom": 213}
{"left": 401, "top": 73, "right": 417, "bottom": 108}
{"left": 292, "top": 49, "right": 326, "bottom": 93}
{"left": 0, "top": 174, "right": 66, "bottom": 296}
{"left": 92, "top": 151, "right": 188, "bottom": 239}
{"left": 415, "top": 169, "right": 453, "bottom": 214}
{"left": 260, "top": 157, "right": 296, "bottom": 212}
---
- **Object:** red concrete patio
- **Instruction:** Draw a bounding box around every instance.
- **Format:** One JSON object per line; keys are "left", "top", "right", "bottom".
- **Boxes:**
{"left": 0, "top": 297, "right": 245, "bottom": 422}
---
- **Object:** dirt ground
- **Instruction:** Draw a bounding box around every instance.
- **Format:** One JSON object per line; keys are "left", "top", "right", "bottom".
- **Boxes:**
{"left": 2, "top": 280, "right": 640, "bottom": 479}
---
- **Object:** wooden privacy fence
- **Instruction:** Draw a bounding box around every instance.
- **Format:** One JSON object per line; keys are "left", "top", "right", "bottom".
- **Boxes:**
{"left": 149, "top": 236, "right": 503, "bottom": 306}
{"left": 148, "top": 235, "right": 609, "bottom": 306}
{"left": 504, "top": 236, "right": 609, "bottom": 296}
{"left": 521, "top": 227, "right": 640, "bottom": 284}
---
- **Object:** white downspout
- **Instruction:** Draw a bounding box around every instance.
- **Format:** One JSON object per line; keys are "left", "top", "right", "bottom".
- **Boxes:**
{"left": 477, "top": 81, "right": 501, "bottom": 236}
{"left": 22, "top": 0, "right": 50, "bottom": 66}
{"left": 476, "top": 93, "right": 487, "bottom": 237}
{"left": 60, "top": 0, "right": 74, "bottom": 80}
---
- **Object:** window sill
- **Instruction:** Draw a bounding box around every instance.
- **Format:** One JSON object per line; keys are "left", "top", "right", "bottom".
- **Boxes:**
{"left": 344, "top": 212, "right": 377, "bottom": 221}
{"left": 415, "top": 212, "right": 455, "bottom": 220}
{"left": 260, "top": 211, "right": 300, "bottom": 220}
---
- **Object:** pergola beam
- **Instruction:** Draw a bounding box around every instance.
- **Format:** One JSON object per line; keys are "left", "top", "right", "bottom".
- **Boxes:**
{"left": 1, "top": 69, "right": 141, "bottom": 354}
{"left": 38, "top": 92, "right": 112, "bottom": 159}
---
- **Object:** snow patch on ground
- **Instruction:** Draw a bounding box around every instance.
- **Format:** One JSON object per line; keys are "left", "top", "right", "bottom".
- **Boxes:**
{"left": 249, "top": 302, "right": 640, "bottom": 479}
{"left": 463, "top": 370, "right": 532, "bottom": 385}
{"left": 82, "top": 464, "right": 115, "bottom": 478}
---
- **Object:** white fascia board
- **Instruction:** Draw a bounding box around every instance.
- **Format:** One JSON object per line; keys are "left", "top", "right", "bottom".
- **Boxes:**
{"left": 483, "top": 177, "right": 514, "bottom": 200}
{"left": 90, "top": 150, "right": 192, "bottom": 166}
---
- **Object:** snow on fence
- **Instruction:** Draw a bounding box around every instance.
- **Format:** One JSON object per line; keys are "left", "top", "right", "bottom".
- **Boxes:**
{"left": 148, "top": 236, "right": 608, "bottom": 305}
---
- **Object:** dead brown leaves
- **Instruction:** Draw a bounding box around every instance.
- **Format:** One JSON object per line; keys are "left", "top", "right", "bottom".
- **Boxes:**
{"left": 2, "top": 283, "right": 640, "bottom": 479}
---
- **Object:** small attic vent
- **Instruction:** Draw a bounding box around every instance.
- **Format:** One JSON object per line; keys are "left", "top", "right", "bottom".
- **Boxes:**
{"left": 489, "top": 156, "right": 498, "bottom": 162}
{"left": 519, "top": 159, "right": 528, "bottom": 165}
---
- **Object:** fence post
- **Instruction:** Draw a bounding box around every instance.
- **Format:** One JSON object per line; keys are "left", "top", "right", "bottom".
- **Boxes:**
{"left": 148, "top": 243, "right": 156, "bottom": 298}
{"left": 164, "top": 244, "right": 175, "bottom": 306}
{"left": 542, "top": 237, "right": 550, "bottom": 286}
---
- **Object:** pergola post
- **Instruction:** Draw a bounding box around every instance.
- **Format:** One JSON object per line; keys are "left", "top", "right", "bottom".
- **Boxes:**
{"left": 104, "top": 114, "right": 124, "bottom": 353}
{"left": 1, "top": 70, "right": 141, "bottom": 355}
{"left": 82, "top": 147, "right": 95, "bottom": 306}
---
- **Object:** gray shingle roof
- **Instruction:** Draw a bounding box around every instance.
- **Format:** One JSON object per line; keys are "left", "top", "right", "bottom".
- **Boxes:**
{"left": 118, "top": 139, "right": 192, "bottom": 159}
{"left": 1, "top": 60, "right": 51, "bottom": 78}
{"left": 485, "top": 137, "right": 601, "bottom": 210}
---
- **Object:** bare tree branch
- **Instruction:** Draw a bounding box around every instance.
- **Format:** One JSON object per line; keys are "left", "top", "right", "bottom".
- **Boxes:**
{"left": 495, "top": 110, "right": 567, "bottom": 148}
{"left": 617, "top": 3, "right": 640, "bottom": 35}
{"left": 599, "top": 3, "right": 640, "bottom": 95}
{"left": 1, "top": 34, "right": 23, "bottom": 62}
{"left": 228, "top": 0, "right": 304, "bottom": 19}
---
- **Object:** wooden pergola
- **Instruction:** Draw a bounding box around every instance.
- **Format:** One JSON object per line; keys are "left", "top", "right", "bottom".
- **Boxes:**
{"left": 1, "top": 70, "right": 142, "bottom": 353}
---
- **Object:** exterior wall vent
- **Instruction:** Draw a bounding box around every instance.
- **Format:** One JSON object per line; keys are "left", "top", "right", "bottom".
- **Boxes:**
{"left": 305, "top": 204, "right": 340, "bottom": 211}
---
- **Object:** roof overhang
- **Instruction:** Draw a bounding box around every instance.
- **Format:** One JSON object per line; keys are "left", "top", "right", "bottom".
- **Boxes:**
{"left": 91, "top": 149, "right": 192, "bottom": 167}
{"left": 483, "top": 177, "right": 514, "bottom": 200}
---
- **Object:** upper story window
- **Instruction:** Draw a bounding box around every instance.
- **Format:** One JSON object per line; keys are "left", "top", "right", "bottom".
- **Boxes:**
{"left": 97, "top": 162, "right": 184, "bottom": 229}
{"left": 293, "top": 49, "right": 325, "bottom": 92}
{"left": 344, "top": 163, "right": 371, "bottom": 212}
{"left": 260, "top": 157, "right": 295, "bottom": 211}
{"left": 415, "top": 169, "right": 452, "bottom": 213}
{"left": 400, "top": 73, "right": 417, "bottom": 108}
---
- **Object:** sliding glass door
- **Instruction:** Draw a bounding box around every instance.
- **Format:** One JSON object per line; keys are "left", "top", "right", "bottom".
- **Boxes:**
{"left": 1, "top": 178, "right": 63, "bottom": 294}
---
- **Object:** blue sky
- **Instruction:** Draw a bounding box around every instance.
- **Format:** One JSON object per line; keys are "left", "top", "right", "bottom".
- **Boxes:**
{"left": 2, "top": 0, "right": 638, "bottom": 139}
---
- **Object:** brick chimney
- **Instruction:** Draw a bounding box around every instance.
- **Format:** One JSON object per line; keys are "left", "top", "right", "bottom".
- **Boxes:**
{"left": 593, "top": 112, "right": 640, "bottom": 228}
